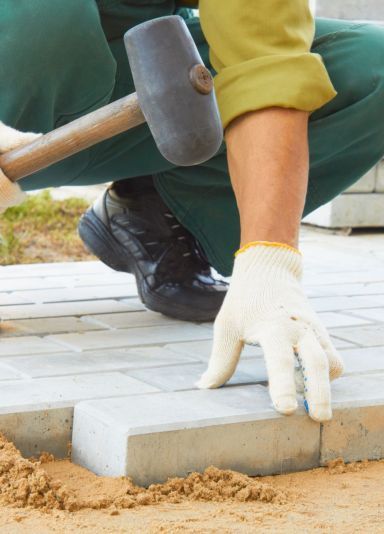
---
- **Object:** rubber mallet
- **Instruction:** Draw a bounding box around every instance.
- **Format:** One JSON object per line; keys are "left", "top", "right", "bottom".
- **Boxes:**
{"left": 0, "top": 16, "right": 223, "bottom": 183}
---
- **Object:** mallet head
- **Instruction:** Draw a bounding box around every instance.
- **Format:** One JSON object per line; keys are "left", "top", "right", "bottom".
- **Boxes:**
{"left": 124, "top": 16, "right": 223, "bottom": 167}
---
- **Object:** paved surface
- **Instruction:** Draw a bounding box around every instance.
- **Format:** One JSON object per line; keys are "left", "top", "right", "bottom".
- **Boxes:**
{"left": 0, "top": 226, "right": 383, "bottom": 482}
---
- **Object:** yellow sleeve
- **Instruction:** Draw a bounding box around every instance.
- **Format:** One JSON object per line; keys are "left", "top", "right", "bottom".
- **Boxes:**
{"left": 199, "top": 1, "right": 337, "bottom": 129}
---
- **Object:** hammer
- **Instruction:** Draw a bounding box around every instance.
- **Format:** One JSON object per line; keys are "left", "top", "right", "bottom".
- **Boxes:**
{"left": 0, "top": 16, "right": 223, "bottom": 183}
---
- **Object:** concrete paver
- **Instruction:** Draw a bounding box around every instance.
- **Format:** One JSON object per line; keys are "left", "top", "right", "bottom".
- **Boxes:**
{"left": 330, "top": 324, "right": 384, "bottom": 347}
{"left": 0, "top": 336, "right": 68, "bottom": 357}
{"left": 17, "top": 284, "right": 138, "bottom": 304}
{"left": 165, "top": 339, "right": 264, "bottom": 361}
{"left": 0, "top": 363, "right": 25, "bottom": 380}
{"left": 82, "top": 311, "right": 184, "bottom": 329}
{"left": 317, "top": 311, "right": 371, "bottom": 328}
{"left": 0, "top": 299, "right": 140, "bottom": 320}
{"left": 0, "top": 225, "right": 383, "bottom": 482}
{"left": 309, "top": 295, "right": 384, "bottom": 312}
{"left": 72, "top": 386, "right": 320, "bottom": 484}
{"left": 0, "top": 293, "right": 35, "bottom": 305}
{"left": 1, "top": 317, "right": 105, "bottom": 337}
{"left": 125, "top": 358, "right": 267, "bottom": 392}
{"left": 0, "top": 347, "right": 198, "bottom": 378}
{"left": 346, "top": 307, "right": 384, "bottom": 322}
{"left": 341, "top": 347, "right": 384, "bottom": 375}
{"left": 0, "top": 372, "right": 158, "bottom": 411}
{"left": 321, "top": 373, "right": 384, "bottom": 464}
{"left": 47, "top": 324, "right": 213, "bottom": 352}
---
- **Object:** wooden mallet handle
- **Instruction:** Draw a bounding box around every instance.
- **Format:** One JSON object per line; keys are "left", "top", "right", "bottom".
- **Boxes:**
{"left": 0, "top": 93, "right": 145, "bottom": 183}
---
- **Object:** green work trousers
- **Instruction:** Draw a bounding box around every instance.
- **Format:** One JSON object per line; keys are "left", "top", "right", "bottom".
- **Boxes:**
{"left": 1, "top": 2, "right": 384, "bottom": 275}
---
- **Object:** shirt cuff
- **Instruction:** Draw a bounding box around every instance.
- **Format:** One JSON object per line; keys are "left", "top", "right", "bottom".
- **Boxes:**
{"left": 214, "top": 52, "right": 337, "bottom": 129}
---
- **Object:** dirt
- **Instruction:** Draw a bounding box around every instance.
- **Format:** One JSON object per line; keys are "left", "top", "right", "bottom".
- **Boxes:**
{"left": 0, "top": 434, "right": 383, "bottom": 533}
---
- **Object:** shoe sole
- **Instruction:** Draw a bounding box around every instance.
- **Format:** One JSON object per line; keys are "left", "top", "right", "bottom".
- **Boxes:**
{"left": 78, "top": 210, "right": 220, "bottom": 322}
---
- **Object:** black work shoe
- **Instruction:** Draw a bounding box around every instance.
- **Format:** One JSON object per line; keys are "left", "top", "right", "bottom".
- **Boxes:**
{"left": 78, "top": 179, "right": 228, "bottom": 321}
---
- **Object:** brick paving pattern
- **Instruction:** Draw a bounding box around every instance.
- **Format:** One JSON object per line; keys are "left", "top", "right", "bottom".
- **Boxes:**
{"left": 0, "top": 226, "right": 383, "bottom": 482}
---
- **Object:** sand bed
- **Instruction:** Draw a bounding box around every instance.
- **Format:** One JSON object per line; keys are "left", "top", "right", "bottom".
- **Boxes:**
{"left": 0, "top": 434, "right": 383, "bottom": 533}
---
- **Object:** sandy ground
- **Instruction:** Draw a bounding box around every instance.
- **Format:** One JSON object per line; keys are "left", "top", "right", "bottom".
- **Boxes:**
{"left": 0, "top": 435, "right": 383, "bottom": 533}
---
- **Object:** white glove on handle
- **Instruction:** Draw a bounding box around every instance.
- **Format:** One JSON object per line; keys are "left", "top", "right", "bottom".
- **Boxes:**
{"left": 0, "top": 121, "right": 42, "bottom": 212}
{"left": 197, "top": 243, "right": 344, "bottom": 422}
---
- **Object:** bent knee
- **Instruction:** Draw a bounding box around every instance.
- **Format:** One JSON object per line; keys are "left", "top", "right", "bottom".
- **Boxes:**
{"left": 339, "top": 23, "right": 384, "bottom": 101}
{"left": 2, "top": 0, "right": 99, "bottom": 44}
{"left": 2, "top": 0, "right": 109, "bottom": 80}
{"left": 1, "top": 0, "right": 115, "bottom": 120}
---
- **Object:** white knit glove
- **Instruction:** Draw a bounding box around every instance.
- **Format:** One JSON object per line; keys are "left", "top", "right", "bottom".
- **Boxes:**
{"left": 197, "top": 243, "right": 344, "bottom": 422}
{"left": 0, "top": 121, "right": 41, "bottom": 212}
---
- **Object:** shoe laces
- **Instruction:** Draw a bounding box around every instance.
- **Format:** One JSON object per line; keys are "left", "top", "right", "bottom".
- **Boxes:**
{"left": 147, "top": 210, "right": 211, "bottom": 281}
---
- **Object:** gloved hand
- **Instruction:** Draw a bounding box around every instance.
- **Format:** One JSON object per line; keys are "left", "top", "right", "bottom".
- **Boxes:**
{"left": 197, "top": 242, "right": 344, "bottom": 422}
{"left": 0, "top": 121, "right": 41, "bottom": 213}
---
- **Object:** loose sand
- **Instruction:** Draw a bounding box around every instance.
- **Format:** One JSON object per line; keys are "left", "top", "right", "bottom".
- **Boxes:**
{"left": 0, "top": 434, "right": 383, "bottom": 533}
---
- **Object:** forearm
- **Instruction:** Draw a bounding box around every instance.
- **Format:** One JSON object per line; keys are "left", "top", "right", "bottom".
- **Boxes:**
{"left": 226, "top": 108, "right": 309, "bottom": 249}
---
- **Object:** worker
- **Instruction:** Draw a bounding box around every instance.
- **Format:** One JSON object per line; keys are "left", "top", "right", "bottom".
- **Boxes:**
{"left": 1, "top": 2, "right": 384, "bottom": 421}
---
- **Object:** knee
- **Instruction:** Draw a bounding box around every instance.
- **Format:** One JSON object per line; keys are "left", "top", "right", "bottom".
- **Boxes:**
{"left": 2, "top": 0, "right": 115, "bottom": 111}
{"left": 345, "top": 23, "right": 384, "bottom": 100}
{"left": 3, "top": 0, "right": 105, "bottom": 71}
{"left": 0, "top": 0, "right": 116, "bottom": 132}
{"left": 38, "top": 0, "right": 100, "bottom": 44}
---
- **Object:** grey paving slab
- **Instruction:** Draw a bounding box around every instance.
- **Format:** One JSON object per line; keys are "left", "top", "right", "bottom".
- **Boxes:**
{"left": 82, "top": 311, "right": 184, "bottom": 330}
{"left": 118, "top": 298, "right": 147, "bottom": 310}
{"left": 304, "top": 257, "right": 382, "bottom": 277}
{"left": 377, "top": 160, "right": 384, "bottom": 192}
{"left": 0, "top": 273, "right": 135, "bottom": 293}
{"left": 0, "top": 293, "right": 34, "bottom": 305}
{"left": 0, "top": 299, "right": 138, "bottom": 320}
{"left": 331, "top": 324, "right": 384, "bottom": 347}
{"left": 0, "top": 372, "right": 158, "bottom": 411}
{"left": 341, "top": 347, "right": 384, "bottom": 376}
{"left": 0, "top": 363, "right": 25, "bottom": 380}
{"left": 0, "top": 408, "right": 73, "bottom": 459}
{"left": 315, "top": 0, "right": 384, "bottom": 19}
{"left": 347, "top": 167, "right": 376, "bottom": 193}
{"left": 47, "top": 324, "right": 213, "bottom": 352}
{"left": 1, "top": 317, "right": 106, "bottom": 337}
{"left": 304, "top": 287, "right": 330, "bottom": 298}
{"left": 321, "top": 373, "right": 384, "bottom": 464}
{"left": 303, "top": 192, "right": 384, "bottom": 230}
{"left": 0, "top": 336, "right": 67, "bottom": 357}
{"left": 164, "top": 340, "right": 263, "bottom": 362}
{"left": 330, "top": 374, "right": 384, "bottom": 408}
{"left": 331, "top": 337, "right": 357, "bottom": 349}
{"left": 67, "top": 273, "right": 136, "bottom": 288}
{"left": 303, "top": 270, "right": 384, "bottom": 286}
{"left": 315, "top": 312, "right": 371, "bottom": 328}
{"left": 126, "top": 358, "right": 267, "bottom": 392}
{"left": 309, "top": 295, "right": 384, "bottom": 312}
{"left": 0, "top": 230, "right": 383, "bottom": 478}
{"left": 306, "top": 282, "right": 384, "bottom": 298}
{"left": 1, "top": 347, "right": 198, "bottom": 378}
{"left": 167, "top": 337, "right": 357, "bottom": 358}
{"left": 0, "top": 261, "right": 113, "bottom": 278}
{"left": 17, "top": 284, "right": 137, "bottom": 304}
{"left": 72, "top": 385, "right": 320, "bottom": 483}
{"left": 321, "top": 406, "right": 384, "bottom": 465}
{"left": 0, "top": 277, "right": 66, "bottom": 293}
{"left": 346, "top": 307, "right": 384, "bottom": 322}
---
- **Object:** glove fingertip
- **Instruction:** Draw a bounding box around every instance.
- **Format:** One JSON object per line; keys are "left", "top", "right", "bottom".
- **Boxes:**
{"left": 195, "top": 376, "right": 217, "bottom": 389}
{"left": 308, "top": 404, "right": 332, "bottom": 422}
{"left": 272, "top": 395, "right": 298, "bottom": 415}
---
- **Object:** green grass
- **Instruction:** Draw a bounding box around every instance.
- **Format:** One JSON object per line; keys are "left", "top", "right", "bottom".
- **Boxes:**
{"left": 0, "top": 191, "right": 94, "bottom": 265}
